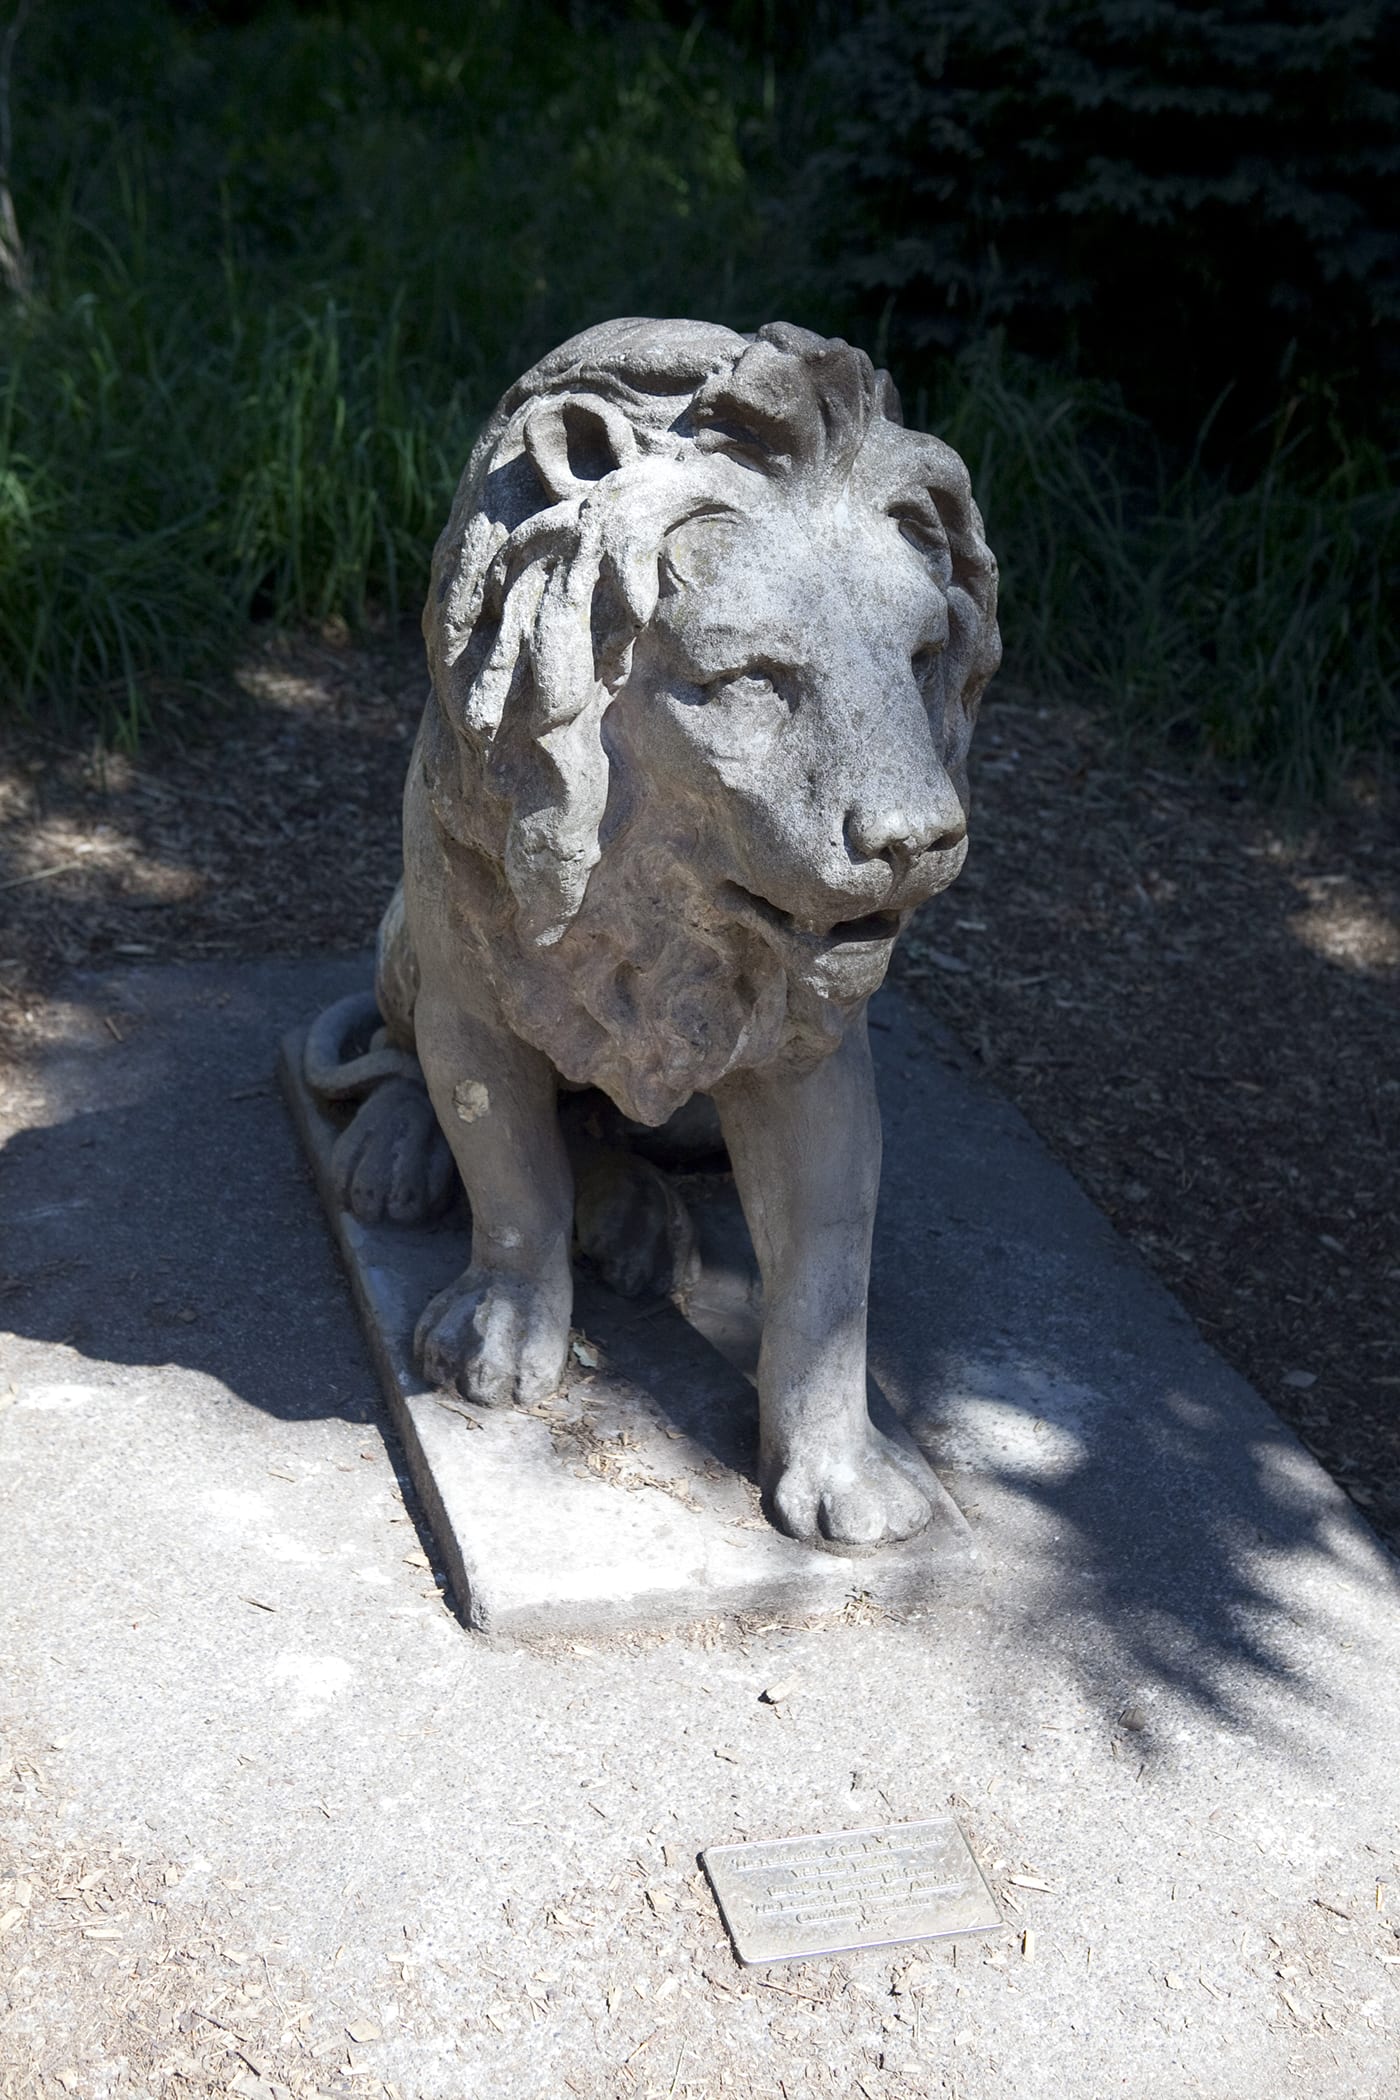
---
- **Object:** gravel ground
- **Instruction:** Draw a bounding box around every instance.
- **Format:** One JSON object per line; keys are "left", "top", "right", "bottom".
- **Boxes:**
{"left": 2, "top": 628, "right": 1396, "bottom": 1547}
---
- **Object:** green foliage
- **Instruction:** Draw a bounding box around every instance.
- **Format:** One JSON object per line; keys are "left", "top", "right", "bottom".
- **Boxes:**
{"left": 224, "top": 301, "right": 470, "bottom": 629}
{"left": 0, "top": 0, "right": 792, "bottom": 740}
{"left": 938, "top": 349, "right": 1400, "bottom": 796}
{"left": 819, "top": 0, "right": 1400, "bottom": 450}
{"left": 0, "top": 0, "right": 1394, "bottom": 791}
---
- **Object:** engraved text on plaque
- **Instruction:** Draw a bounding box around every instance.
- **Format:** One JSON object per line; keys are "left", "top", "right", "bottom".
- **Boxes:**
{"left": 702, "top": 1817, "right": 1000, "bottom": 1966}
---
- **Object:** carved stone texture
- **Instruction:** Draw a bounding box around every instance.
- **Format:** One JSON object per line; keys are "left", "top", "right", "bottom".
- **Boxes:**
{"left": 308, "top": 318, "right": 1000, "bottom": 1555}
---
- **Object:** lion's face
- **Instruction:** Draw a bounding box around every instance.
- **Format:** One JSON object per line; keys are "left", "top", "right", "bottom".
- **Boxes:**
{"left": 611, "top": 482, "right": 972, "bottom": 1004}
{"left": 421, "top": 319, "right": 999, "bottom": 1122}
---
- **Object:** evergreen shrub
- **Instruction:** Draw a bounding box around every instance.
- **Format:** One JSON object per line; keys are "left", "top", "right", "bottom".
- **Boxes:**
{"left": 820, "top": 0, "right": 1400, "bottom": 448}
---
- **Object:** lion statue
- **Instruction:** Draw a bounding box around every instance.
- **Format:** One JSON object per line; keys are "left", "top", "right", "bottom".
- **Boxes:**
{"left": 308, "top": 317, "right": 1000, "bottom": 1553}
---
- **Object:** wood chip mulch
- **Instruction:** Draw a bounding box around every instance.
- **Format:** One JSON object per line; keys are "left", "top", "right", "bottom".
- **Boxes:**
{"left": 0, "top": 1733, "right": 375, "bottom": 2100}
{"left": 2, "top": 633, "right": 1397, "bottom": 1550}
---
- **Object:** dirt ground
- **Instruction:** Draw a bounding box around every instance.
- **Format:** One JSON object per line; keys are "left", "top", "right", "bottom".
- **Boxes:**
{"left": 2, "top": 628, "right": 1397, "bottom": 1551}
{"left": 0, "top": 1755, "right": 363, "bottom": 2100}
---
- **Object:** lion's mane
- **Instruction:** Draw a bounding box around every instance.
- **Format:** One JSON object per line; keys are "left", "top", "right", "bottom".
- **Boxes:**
{"left": 413, "top": 319, "right": 1000, "bottom": 1123}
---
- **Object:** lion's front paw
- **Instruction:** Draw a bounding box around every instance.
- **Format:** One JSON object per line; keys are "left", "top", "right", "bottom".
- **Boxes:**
{"left": 414, "top": 1266, "right": 570, "bottom": 1408}
{"left": 766, "top": 1428, "right": 932, "bottom": 1555}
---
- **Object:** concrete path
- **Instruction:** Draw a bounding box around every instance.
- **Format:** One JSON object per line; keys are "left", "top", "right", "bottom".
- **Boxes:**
{"left": 2, "top": 958, "right": 1398, "bottom": 2100}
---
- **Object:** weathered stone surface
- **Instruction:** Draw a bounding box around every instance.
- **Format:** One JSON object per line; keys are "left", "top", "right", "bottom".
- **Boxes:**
{"left": 280, "top": 1025, "right": 973, "bottom": 1638}
{"left": 306, "top": 317, "right": 1001, "bottom": 1559}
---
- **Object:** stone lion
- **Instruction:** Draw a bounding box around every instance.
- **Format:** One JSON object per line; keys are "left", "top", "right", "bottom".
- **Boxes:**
{"left": 310, "top": 317, "right": 1000, "bottom": 1552}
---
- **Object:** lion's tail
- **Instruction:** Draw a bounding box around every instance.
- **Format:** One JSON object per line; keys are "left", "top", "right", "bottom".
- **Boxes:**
{"left": 301, "top": 885, "right": 456, "bottom": 1224}
{"left": 302, "top": 992, "right": 417, "bottom": 1103}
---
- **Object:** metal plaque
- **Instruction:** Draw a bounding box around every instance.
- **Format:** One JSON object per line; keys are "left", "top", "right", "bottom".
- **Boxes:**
{"left": 702, "top": 1817, "right": 1000, "bottom": 1966}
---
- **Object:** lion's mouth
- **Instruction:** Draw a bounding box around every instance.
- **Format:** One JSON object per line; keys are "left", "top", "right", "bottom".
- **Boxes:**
{"left": 726, "top": 884, "right": 904, "bottom": 948}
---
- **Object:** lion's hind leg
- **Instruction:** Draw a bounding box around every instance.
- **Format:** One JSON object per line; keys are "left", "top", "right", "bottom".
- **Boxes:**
{"left": 374, "top": 879, "right": 420, "bottom": 1052}
{"left": 332, "top": 1077, "right": 457, "bottom": 1225}
{"left": 556, "top": 1092, "right": 704, "bottom": 1301}
{"left": 570, "top": 1139, "right": 699, "bottom": 1301}
{"left": 303, "top": 980, "right": 457, "bottom": 1227}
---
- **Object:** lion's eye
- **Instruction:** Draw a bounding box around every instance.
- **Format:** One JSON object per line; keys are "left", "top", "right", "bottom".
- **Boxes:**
{"left": 704, "top": 669, "right": 780, "bottom": 703}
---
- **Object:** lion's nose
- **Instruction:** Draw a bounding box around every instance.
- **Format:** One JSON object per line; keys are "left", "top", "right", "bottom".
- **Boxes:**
{"left": 844, "top": 800, "right": 967, "bottom": 869}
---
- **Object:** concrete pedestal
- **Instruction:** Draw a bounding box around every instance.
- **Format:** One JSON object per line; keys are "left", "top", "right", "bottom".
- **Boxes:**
{"left": 278, "top": 1026, "right": 973, "bottom": 1637}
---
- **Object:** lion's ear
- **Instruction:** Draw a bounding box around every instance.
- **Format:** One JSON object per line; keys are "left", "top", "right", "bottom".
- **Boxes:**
{"left": 523, "top": 395, "right": 636, "bottom": 504}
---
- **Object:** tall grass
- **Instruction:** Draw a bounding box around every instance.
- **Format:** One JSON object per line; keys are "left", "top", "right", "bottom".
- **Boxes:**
{"left": 0, "top": 280, "right": 462, "bottom": 738}
{"left": 937, "top": 352, "right": 1400, "bottom": 796}
{"left": 0, "top": 0, "right": 795, "bottom": 742}
{"left": 225, "top": 301, "right": 471, "bottom": 630}
{"left": 0, "top": 0, "right": 1394, "bottom": 791}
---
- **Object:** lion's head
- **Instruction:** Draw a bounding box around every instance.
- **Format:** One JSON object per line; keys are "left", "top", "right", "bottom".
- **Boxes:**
{"left": 418, "top": 318, "right": 1000, "bottom": 1123}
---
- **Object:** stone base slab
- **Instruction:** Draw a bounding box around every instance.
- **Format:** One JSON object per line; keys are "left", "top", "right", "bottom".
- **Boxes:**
{"left": 278, "top": 1027, "right": 973, "bottom": 1638}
